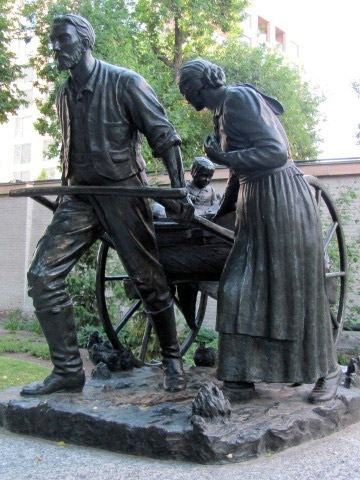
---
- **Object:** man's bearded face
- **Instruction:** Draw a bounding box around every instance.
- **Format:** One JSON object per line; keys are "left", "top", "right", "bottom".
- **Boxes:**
{"left": 50, "top": 22, "right": 86, "bottom": 72}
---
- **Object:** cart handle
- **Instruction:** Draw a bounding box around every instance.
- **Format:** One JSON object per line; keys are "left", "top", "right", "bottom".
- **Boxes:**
{"left": 9, "top": 185, "right": 234, "bottom": 243}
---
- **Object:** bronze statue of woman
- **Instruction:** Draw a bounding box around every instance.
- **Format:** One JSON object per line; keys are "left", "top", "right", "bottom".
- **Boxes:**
{"left": 178, "top": 59, "right": 341, "bottom": 402}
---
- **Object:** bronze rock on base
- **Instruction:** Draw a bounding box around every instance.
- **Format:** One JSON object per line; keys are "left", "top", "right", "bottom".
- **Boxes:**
{"left": 1, "top": 366, "right": 360, "bottom": 464}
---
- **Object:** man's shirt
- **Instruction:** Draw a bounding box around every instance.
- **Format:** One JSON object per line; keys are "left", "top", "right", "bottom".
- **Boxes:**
{"left": 65, "top": 64, "right": 98, "bottom": 158}
{"left": 56, "top": 59, "right": 181, "bottom": 181}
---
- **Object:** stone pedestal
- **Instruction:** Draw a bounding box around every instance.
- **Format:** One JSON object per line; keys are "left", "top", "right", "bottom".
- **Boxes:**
{"left": 1, "top": 366, "right": 360, "bottom": 464}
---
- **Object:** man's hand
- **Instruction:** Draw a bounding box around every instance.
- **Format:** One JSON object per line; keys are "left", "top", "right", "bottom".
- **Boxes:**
{"left": 177, "top": 195, "right": 195, "bottom": 223}
{"left": 162, "top": 195, "right": 195, "bottom": 224}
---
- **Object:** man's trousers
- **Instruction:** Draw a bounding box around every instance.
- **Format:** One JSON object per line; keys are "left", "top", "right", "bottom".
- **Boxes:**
{"left": 27, "top": 170, "right": 173, "bottom": 315}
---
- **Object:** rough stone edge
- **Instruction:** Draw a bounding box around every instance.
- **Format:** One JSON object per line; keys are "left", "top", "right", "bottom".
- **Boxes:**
{"left": 1, "top": 389, "right": 360, "bottom": 464}
{"left": 191, "top": 392, "right": 360, "bottom": 463}
{"left": 0, "top": 398, "right": 195, "bottom": 461}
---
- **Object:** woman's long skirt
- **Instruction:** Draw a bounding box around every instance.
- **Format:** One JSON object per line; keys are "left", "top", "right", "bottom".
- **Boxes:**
{"left": 216, "top": 166, "right": 337, "bottom": 384}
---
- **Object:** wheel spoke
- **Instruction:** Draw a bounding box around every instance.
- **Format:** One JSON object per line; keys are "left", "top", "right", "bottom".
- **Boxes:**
{"left": 331, "top": 310, "right": 339, "bottom": 329}
{"left": 104, "top": 275, "right": 128, "bottom": 281}
{"left": 114, "top": 299, "right": 142, "bottom": 334}
{"left": 300, "top": 176, "right": 348, "bottom": 345}
{"left": 140, "top": 320, "right": 153, "bottom": 362}
{"left": 323, "top": 222, "right": 338, "bottom": 251}
{"left": 325, "top": 271, "right": 346, "bottom": 278}
{"left": 173, "top": 295, "right": 184, "bottom": 314}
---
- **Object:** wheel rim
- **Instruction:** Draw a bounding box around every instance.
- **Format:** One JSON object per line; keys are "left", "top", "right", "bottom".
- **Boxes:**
{"left": 304, "top": 175, "right": 348, "bottom": 344}
{"left": 96, "top": 239, "right": 208, "bottom": 363}
{"left": 138, "top": 290, "right": 208, "bottom": 366}
{"left": 96, "top": 241, "right": 123, "bottom": 351}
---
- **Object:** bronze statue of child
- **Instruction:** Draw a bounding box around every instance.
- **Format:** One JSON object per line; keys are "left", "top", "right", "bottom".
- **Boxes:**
{"left": 186, "top": 157, "right": 222, "bottom": 215}
{"left": 153, "top": 156, "right": 221, "bottom": 218}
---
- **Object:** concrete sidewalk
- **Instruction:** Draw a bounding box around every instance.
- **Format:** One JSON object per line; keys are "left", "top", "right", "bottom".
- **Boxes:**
{"left": 1, "top": 422, "right": 360, "bottom": 480}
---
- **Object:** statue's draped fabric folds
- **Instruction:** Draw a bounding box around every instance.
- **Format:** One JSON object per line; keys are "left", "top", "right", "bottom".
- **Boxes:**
{"left": 214, "top": 86, "right": 336, "bottom": 384}
{"left": 178, "top": 59, "right": 341, "bottom": 403}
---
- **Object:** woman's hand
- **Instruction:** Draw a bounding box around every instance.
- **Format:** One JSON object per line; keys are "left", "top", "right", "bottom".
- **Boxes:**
{"left": 203, "top": 136, "right": 231, "bottom": 167}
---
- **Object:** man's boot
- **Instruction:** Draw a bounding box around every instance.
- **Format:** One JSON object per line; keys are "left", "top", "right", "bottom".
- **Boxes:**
{"left": 308, "top": 365, "right": 342, "bottom": 403}
{"left": 21, "top": 305, "right": 85, "bottom": 395}
{"left": 148, "top": 305, "right": 186, "bottom": 392}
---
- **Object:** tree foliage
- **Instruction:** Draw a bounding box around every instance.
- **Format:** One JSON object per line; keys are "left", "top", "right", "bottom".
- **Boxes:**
{"left": 216, "top": 41, "right": 325, "bottom": 159}
{"left": 0, "top": 0, "right": 27, "bottom": 123}
{"left": 135, "top": 0, "right": 248, "bottom": 74}
{"left": 22, "top": 0, "right": 324, "bottom": 167}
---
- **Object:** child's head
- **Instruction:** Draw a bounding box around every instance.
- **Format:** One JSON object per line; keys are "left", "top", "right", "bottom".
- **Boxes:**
{"left": 191, "top": 157, "right": 215, "bottom": 188}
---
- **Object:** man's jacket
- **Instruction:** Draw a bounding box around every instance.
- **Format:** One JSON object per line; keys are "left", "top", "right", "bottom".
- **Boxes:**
{"left": 56, "top": 59, "right": 181, "bottom": 181}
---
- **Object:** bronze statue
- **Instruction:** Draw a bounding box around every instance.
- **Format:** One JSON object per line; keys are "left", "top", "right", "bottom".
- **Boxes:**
{"left": 21, "top": 14, "right": 187, "bottom": 396}
{"left": 178, "top": 59, "right": 342, "bottom": 403}
{"left": 186, "top": 157, "right": 221, "bottom": 215}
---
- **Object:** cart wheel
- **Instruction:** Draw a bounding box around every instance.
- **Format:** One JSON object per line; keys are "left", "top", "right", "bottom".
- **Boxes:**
{"left": 304, "top": 175, "right": 348, "bottom": 344}
{"left": 96, "top": 239, "right": 208, "bottom": 365}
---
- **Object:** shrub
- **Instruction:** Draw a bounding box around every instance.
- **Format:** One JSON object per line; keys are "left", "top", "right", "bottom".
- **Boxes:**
{"left": 0, "top": 336, "right": 50, "bottom": 360}
{"left": 3, "top": 309, "right": 42, "bottom": 335}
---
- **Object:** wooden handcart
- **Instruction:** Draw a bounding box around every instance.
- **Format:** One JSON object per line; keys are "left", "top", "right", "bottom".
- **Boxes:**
{"left": 95, "top": 176, "right": 348, "bottom": 363}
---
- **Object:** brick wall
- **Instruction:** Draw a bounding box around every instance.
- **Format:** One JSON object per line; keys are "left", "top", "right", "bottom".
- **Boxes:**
{"left": 0, "top": 191, "right": 53, "bottom": 312}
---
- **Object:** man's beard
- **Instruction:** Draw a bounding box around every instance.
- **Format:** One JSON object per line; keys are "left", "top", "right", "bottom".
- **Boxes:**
{"left": 56, "top": 43, "right": 86, "bottom": 72}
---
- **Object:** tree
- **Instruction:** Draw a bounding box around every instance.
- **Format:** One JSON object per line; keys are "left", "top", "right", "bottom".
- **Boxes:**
{"left": 135, "top": 0, "right": 248, "bottom": 75}
{"left": 22, "top": 0, "right": 324, "bottom": 167}
{"left": 132, "top": 0, "right": 249, "bottom": 167}
{"left": 0, "top": 0, "right": 27, "bottom": 123}
{"left": 22, "top": 0, "right": 139, "bottom": 159}
{"left": 216, "top": 41, "right": 324, "bottom": 160}
{"left": 35, "top": 168, "right": 53, "bottom": 181}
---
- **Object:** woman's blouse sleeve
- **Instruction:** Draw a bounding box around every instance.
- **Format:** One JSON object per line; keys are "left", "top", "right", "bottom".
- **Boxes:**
{"left": 222, "top": 87, "right": 289, "bottom": 172}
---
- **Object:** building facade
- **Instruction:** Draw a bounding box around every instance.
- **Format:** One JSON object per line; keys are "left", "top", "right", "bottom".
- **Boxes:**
{"left": 241, "top": 2, "right": 301, "bottom": 66}
{"left": 0, "top": 36, "right": 60, "bottom": 184}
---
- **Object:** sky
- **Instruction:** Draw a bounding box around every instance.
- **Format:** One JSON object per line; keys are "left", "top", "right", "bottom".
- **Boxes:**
{"left": 254, "top": 0, "right": 360, "bottom": 159}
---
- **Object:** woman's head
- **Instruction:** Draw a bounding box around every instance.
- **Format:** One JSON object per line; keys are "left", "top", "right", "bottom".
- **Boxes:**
{"left": 178, "top": 59, "right": 226, "bottom": 110}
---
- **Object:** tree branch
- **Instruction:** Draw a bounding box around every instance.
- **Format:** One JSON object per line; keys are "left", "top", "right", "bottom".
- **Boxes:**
{"left": 173, "top": 15, "right": 183, "bottom": 73}
{"left": 151, "top": 44, "right": 174, "bottom": 69}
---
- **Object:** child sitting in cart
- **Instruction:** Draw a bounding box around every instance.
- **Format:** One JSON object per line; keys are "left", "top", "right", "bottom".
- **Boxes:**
{"left": 152, "top": 157, "right": 222, "bottom": 218}
{"left": 186, "top": 157, "right": 222, "bottom": 215}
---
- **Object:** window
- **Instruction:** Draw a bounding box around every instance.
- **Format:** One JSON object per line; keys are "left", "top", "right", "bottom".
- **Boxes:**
{"left": 15, "top": 116, "right": 32, "bottom": 138}
{"left": 17, "top": 38, "right": 22, "bottom": 53}
{"left": 42, "top": 140, "right": 52, "bottom": 161}
{"left": 20, "top": 90, "right": 34, "bottom": 110}
{"left": 14, "top": 144, "right": 31, "bottom": 165}
{"left": 22, "top": 66, "right": 34, "bottom": 83}
{"left": 258, "top": 16, "right": 270, "bottom": 43}
{"left": 243, "top": 13, "right": 252, "bottom": 30}
{"left": 289, "top": 41, "right": 300, "bottom": 60}
{"left": 24, "top": 37, "right": 35, "bottom": 57}
{"left": 241, "top": 35, "right": 252, "bottom": 46}
{"left": 13, "top": 171, "right": 30, "bottom": 182}
{"left": 15, "top": 118, "right": 23, "bottom": 138}
{"left": 25, "top": 90, "right": 33, "bottom": 106}
{"left": 275, "top": 27, "right": 286, "bottom": 51}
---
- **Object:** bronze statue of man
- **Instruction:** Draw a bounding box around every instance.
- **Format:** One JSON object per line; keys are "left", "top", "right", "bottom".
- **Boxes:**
{"left": 178, "top": 59, "right": 342, "bottom": 403}
{"left": 21, "top": 14, "right": 187, "bottom": 396}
